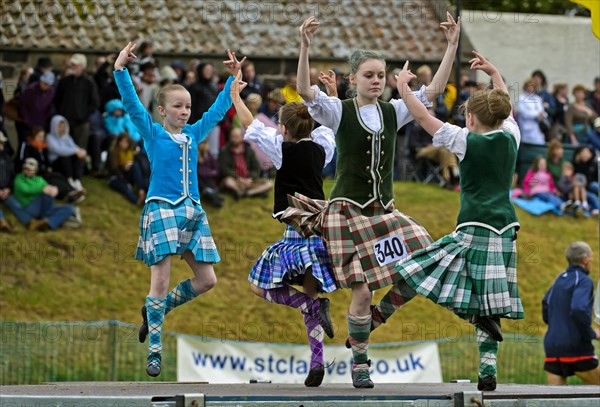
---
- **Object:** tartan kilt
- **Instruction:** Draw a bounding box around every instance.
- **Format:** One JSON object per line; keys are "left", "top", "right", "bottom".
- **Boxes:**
{"left": 396, "top": 225, "right": 524, "bottom": 319}
{"left": 135, "top": 198, "right": 220, "bottom": 266}
{"left": 248, "top": 225, "right": 337, "bottom": 293}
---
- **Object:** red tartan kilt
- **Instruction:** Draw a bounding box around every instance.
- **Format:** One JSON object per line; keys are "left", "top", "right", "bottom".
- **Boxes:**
{"left": 321, "top": 200, "right": 433, "bottom": 291}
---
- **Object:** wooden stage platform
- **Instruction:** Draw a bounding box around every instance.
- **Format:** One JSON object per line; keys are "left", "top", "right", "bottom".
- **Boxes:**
{"left": 1, "top": 381, "right": 599, "bottom": 406}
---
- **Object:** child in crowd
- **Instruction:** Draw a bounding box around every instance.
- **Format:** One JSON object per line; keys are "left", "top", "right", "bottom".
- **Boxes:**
{"left": 107, "top": 133, "right": 148, "bottom": 205}
{"left": 391, "top": 52, "right": 524, "bottom": 391}
{"left": 231, "top": 71, "right": 337, "bottom": 387}
{"left": 47, "top": 115, "right": 87, "bottom": 192}
{"left": 113, "top": 42, "right": 243, "bottom": 377}
{"left": 557, "top": 161, "right": 588, "bottom": 216}
{"left": 522, "top": 156, "right": 564, "bottom": 209}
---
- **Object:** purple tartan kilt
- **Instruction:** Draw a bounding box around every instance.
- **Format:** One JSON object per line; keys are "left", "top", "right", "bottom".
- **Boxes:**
{"left": 321, "top": 200, "right": 433, "bottom": 291}
{"left": 248, "top": 225, "right": 337, "bottom": 293}
{"left": 135, "top": 198, "right": 220, "bottom": 266}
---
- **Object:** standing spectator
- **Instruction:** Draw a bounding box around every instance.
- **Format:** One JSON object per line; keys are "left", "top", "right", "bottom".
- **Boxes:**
{"left": 11, "top": 158, "right": 76, "bottom": 231}
{"left": 587, "top": 77, "right": 600, "bottom": 116}
{"left": 550, "top": 83, "right": 569, "bottom": 141}
{"left": 566, "top": 84, "right": 597, "bottom": 145}
{"left": 522, "top": 156, "right": 564, "bottom": 209}
{"left": 47, "top": 115, "right": 87, "bottom": 191}
{"left": 546, "top": 139, "right": 566, "bottom": 185}
{"left": 518, "top": 78, "right": 547, "bottom": 145}
{"left": 170, "top": 60, "right": 186, "bottom": 83}
{"left": 189, "top": 62, "right": 221, "bottom": 157}
{"left": 18, "top": 71, "right": 56, "bottom": 134}
{"left": 54, "top": 53, "right": 100, "bottom": 153}
{"left": 240, "top": 61, "right": 263, "bottom": 100}
{"left": 13, "top": 66, "right": 34, "bottom": 145}
{"left": 219, "top": 127, "right": 273, "bottom": 199}
{"left": 543, "top": 242, "right": 600, "bottom": 385}
{"left": 129, "top": 40, "right": 156, "bottom": 77}
{"left": 137, "top": 62, "right": 159, "bottom": 112}
{"left": 532, "top": 69, "right": 556, "bottom": 124}
{"left": 27, "top": 57, "right": 53, "bottom": 86}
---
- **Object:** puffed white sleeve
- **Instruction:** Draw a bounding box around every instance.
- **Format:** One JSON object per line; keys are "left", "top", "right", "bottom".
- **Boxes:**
{"left": 501, "top": 115, "right": 521, "bottom": 148}
{"left": 311, "top": 126, "right": 336, "bottom": 168}
{"left": 432, "top": 123, "right": 469, "bottom": 161}
{"left": 389, "top": 85, "right": 434, "bottom": 130}
{"left": 243, "top": 119, "right": 284, "bottom": 169}
{"left": 304, "top": 85, "right": 342, "bottom": 133}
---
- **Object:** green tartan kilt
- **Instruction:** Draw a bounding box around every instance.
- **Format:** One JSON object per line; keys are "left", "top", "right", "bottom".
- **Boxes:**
{"left": 396, "top": 225, "right": 524, "bottom": 319}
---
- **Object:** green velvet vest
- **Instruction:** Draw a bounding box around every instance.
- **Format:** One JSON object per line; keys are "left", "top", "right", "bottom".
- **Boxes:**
{"left": 330, "top": 98, "right": 398, "bottom": 208}
{"left": 457, "top": 130, "right": 519, "bottom": 233}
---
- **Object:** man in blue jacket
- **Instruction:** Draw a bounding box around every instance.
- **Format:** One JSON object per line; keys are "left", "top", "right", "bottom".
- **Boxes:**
{"left": 543, "top": 241, "right": 600, "bottom": 385}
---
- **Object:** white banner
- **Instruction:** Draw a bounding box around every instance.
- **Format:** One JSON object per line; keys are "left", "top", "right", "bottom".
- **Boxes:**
{"left": 177, "top": 337, "right": 442, "bottom": 384}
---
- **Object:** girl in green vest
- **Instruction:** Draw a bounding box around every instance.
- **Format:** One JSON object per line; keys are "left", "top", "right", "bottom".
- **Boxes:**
{"left": 392, "top": 52, "right": 525, "bottom": 391}
{"left": 287, "top": 14, "right": 460, "bottom": 388}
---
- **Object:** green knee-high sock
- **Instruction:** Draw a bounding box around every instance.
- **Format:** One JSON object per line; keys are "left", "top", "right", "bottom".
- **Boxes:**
{"left": 347, "top": 313, "right": 371, "bottom": 365}
{"left": 477, "top": 327, "right": 498, "bottom": 377}
{"left": 165, "top": 279, "right": 198, "bottom": 315}
{"left": 371, "top": 279, "right": 417, "bottom": 329}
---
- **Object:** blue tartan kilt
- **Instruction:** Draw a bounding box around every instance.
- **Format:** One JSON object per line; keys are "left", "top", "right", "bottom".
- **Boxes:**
{"left": 135, "top": 198, "right": 220, "bottom": 266}
{"left": 396, "top": 225, "right": 524, "bottom": 319}
{"left": 248, "top": 225, "right": 337, "bottom": 293}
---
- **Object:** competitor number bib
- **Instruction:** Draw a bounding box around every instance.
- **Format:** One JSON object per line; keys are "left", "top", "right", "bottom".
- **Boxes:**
{"left": 373, "top": 235, "right": 409, "bottom": 266}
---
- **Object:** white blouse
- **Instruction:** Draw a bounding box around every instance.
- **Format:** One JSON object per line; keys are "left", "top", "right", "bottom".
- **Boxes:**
{"left": 432, "top": 116, "right": 521, "bottom": 161}
{"left": 304, "top": 84, "right": 433, "bottom": 134}
{"left": 243, "top": 119, "right": 336, "bottom": 170}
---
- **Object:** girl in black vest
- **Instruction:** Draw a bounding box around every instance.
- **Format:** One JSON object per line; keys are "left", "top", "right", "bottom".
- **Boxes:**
{"left": 393, "top": 53, "right": 524, "bottom": 391}
{"left": 230, "top": 73, "right": 337, "bottom": 387}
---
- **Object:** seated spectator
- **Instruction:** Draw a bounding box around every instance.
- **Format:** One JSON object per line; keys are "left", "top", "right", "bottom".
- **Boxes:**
{"left": 219, "top": 127, "right": 273, "bottom": 199}
{"left": 518, "top": 79, "right": 547, "bottom": 145}
{"left": 573, "top": 146, "right": 599, "bottom": 215}
{"left": 258, "top": 88, "right": 284, "bottom": 124}
{"left": 18, "top": 71, "right": 56, "bottom": 137}
{"left": 546, "top": 139, "right": 565, "bottom": 185}
{"left": 566, "top": 84, "right": 597, "bottom": 146}
{"left": 17, "top": 127, "right": 85, "bottom": 203}
{"left": 557, "top": 162, "right": 588, "bottom": 216}
{"left": 543, "top": 241, "right": 600, "bottom": 385}
{"left": 197, "top": 141, "right": 224, "bottom": 208}
{"left": 587, "top": 76, "right": 600, "bottom": 116}
{"left": 9, "top": 158, "right": 77, "bottom": 231}
{"left": 588, "top": 117, "right": 600, "bottom": 151}
{"left": 281, "top": 74, "right": 302, "bottom": 104}
{"left": 47, "top": 115, "right": 87, "bottom": 191}
{"left": 107, "top": 134, "right": 148, "bottom": 205}
{"left": 0, "top": 132, "right": 15, "bottom": 232}
{"left": 103, "top": 99, "right": 141, "bottom": 143}
{"left": 522, "top": 156, "right": 564, "bottom": 209}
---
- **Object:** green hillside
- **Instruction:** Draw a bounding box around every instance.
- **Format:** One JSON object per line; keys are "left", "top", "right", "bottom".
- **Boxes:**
{"left": 0, "top": 179, "right": 597, "bottom": 346}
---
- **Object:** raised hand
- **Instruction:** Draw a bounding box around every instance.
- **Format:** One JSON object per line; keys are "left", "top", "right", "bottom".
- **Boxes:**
{"left": 395, "top": 61, "right": 417, "bottom": 91}
{"left": 440, "top": 12, "right": 460, "bottom": 46}
{"left": 223, "top": 49, "right": 247, "bottom": 77}
{"left": 469, "top": 51, "right": 497, "bottom": 76}
{"left": 300, "top": 16, "right": 320, "bottom": 48}
{"left": 319, "top": 69, "right": 338, "bottom": 97}
{"left": 115, "top": 42, "right": 137, "bottom": 71}
{"left": 230, "top": 70, "right": 248, "bottom": 98}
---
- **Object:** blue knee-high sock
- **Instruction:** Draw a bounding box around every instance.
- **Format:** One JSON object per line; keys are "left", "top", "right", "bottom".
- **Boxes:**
{"left": 146, "top": 296, "right": 166, "bottom": 361}
{"left": 165, "top": 279, "right": 198, "bottom": 315}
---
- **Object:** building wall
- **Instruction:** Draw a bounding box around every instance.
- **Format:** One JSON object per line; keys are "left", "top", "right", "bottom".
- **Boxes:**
{"left": 462, "top": 10, "right": 599, "bottom": 99}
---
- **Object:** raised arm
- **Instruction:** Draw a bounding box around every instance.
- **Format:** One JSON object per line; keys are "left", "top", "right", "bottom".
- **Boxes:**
{"left": 396, "top": 61, "right": 444, "bottom": 136}
{"left": 297, "top": 17, "right": 320, "bottom": 102}
{"left": 425, "top": 12, "right": 460, "bottom": 101}
{"left": 230, "top": 70, "right": 253, "bottom": 128}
